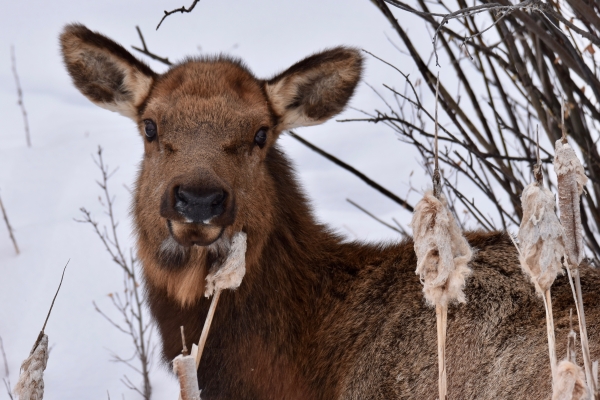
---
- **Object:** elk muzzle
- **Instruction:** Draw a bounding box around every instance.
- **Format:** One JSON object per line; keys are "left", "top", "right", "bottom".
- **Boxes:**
{"left": 160, "top": 177, "right": 236, "bottom": 247}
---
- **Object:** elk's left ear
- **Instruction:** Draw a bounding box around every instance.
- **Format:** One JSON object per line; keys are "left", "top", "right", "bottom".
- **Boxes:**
{"left": 265, "top": 47, "right": 363, "bottom": 130}
{"left": 60, "top": 24, "right": 156, "bottom": 120}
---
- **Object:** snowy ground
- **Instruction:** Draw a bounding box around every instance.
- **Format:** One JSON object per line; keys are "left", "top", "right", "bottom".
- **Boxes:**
{"left": 0, "top": 1, "right": 441, "bottom": 399}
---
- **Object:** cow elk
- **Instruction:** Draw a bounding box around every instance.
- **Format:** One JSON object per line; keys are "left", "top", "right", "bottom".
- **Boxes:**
{"left": 60, "top": 24, "right": 600, "bottom": 399}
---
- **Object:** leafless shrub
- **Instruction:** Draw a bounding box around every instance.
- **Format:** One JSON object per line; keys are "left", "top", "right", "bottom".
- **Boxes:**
{"left": 344, "top": 0, "right": 600, "bottom": 262}
{"left": 76, "top": 147, "right": 154, "bottom": 400}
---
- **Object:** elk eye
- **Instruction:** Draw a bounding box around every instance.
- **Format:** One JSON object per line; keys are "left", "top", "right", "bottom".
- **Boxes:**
{"left": 254, "top": 128, "right": 267, "bottom": 148}
{"left": 144, "top": 119, "right": 157, "bottom": 142}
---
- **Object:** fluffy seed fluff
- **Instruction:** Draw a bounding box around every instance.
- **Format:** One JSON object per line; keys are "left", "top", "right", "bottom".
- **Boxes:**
{"left": 517, "top": 182, "right": 566, "bottom": 295}
{"left": 14, "top": 334, "right": 49, "bottom": 400}
{"left": 554, "top": 140, "right": 588, "bottom": 267}
{"left": 552, "top": 359, "right": 591, "bottom": 400}
{"left": 173, "top": 354, "right": 202, "bottom": 400}
{"left": 410, "top": 191, "right": 473, "bottom": 307}
{"left": 204, "top": 231, "right": 247, "bottom": 297}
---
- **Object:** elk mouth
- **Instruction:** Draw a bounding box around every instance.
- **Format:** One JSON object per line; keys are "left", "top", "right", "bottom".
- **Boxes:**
{"left": 167, "top": 219, "right": 225, "bottom": 247}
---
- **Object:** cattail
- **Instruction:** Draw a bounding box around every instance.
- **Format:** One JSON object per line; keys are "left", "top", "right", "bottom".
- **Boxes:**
{"left": 174, "top": 355, "right": 201, "bottom": 400}
{"left": 13, "top": 334, "right": 48, "bottom": 400}
{"left": 554, "top": 103, "right": 594, "bottom": 395}
{"left": 411, "top": 191, "right": 473, "bottom": 307}
{"left": 204, "top": 231, "right": 247, "bottom": 297}
{"left": 410, "top": 73, "right": 472, "bottom": 400}
{"left": 517, "top": 130, "right": 564, "bottom": 381}
{"left": 517, "top": 182, "right": 566, "bottom": 295}
{"left": 553, "top": 360, "right": 591, "bottom": 400}
{"left": 175, "top": 327, "right": 201, "bottom": 400}
{"left": 195, "top": 232, "right": 248, "bottom": 372}
{"left": 554, "top": 139, "right": 587, "bottom": 267}
{"left": 13, "top": 262, "right": 67, "bottom": 400}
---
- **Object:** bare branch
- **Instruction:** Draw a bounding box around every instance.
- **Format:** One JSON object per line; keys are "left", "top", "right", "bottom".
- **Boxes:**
{"left": 10, "top": 46, "right": 30, "bottom": 147}
{"left": 0, "top": 336, "right": 9, "bottom": 380}
{"left": 0, "top": 192, "right": 19, "bottom": 255}
{"left": 156, "top": 0, "right": 201, "bottom": 30}
{"left": 346, "top": 198, "right": 406, "bottom": 235}
{"left": 3, "top": 378, "right": 13, "bottom": 400}
{"left": 131, "top": 26, "right": 172, "bottom": 66}
{"left": 287, "top": 130, "right": 414, "bottom": 212}
{"left": 81, "top": 147, "right": 153, "bottom": 399}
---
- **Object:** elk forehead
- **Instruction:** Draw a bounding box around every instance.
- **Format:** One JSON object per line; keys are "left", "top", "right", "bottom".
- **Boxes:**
{"left": 144, "top": 60, "right": 272, "bottom": 134}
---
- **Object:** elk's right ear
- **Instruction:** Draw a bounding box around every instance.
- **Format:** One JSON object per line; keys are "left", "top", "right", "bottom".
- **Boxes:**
{"left": 265, "top": 47, "right": 363, "bottom": 130}
{"left": 60, "top": 24, "right": 156, "bottom": 120}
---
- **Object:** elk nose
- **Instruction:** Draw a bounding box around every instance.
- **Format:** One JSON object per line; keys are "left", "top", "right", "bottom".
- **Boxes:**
{"left": 173, "top": 186, "right": 227, "bottom": 223}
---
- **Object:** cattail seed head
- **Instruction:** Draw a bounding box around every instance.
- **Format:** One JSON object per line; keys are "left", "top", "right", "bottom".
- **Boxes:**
{"left": 204, "top": 232, "right": 247, "bottom": 297}
{"left": 14, "top": 334, "right": 49, "bottom": 400}
{"left": 411, "top": 191, "right": 472, "bottom": 307}
{"left": 553, "top": 359, "right": 591, "bottom": 400}
{"left": 554, "top": 140, "right": 588, "bottom": 267}
{"left": 517, "top": 182, "right": 566, "bottom": 295}
{"left": 173, "top": 354, "right": 202, "bottom": 400}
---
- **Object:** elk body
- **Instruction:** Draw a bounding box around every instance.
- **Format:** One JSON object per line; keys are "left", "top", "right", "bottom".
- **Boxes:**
{"left": 60, "top": 24, "right": 600, "bottom": 399}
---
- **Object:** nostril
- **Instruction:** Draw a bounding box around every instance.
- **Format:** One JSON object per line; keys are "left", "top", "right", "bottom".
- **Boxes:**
{"left": 211, "top": 191, "right": 226, "bottom": 206}
{"left": 174, "top": 186, "right": 185, "bottom": 203}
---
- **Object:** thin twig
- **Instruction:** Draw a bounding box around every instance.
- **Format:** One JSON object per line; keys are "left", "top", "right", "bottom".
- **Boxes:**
{"left": 28, "top": 260, "right": 69, "bottom": 355}
{"left": 433, "top": 72, "right": 441, "bottom": 198}
{"left": 0, "top": 336, "right": 9, "bottom": 379}
{"left": 0, "top": 193, "right": 19, "bottom": 255}
{"left": 80, "top": 147, "right": 153, "bottom": 399}
{"left": 156, "top": 0, "right": 201, "bottom": 30}
{"left": 131, "top": 26, "right": 172, "bottom": 66}
{"left": 10, "top": 46, "right": 30, "bottom": 148}
{"left": 287, "top": 131, "right": 414, "bottom": 212}
{"left": 41, "top": 261, "right": 69, "bottom": 334}
{"left": 346, "top": 199, "right": 404, "bottom": 235}
{"left": 3, "top": 378, "right": 13, "bottom": 400}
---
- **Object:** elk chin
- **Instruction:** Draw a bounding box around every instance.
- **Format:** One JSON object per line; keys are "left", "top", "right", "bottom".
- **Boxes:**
{"left": 156, "top": 235, "right": 191, "bottom": 271}
{"left": 168, "top": 219, "right": 224, "bottom": 247}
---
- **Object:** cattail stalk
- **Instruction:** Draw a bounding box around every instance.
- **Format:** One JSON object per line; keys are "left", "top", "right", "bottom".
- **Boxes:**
{"left": 517, "top": 131, "right": 563, "bottom": 380}
{"left": 410, "top": 75, "right": 472, "bottom": 400}
{"left": 554, "top": 100, "right": 594, "bottom": 395}
{"left": 553, "top": 313, "right": 591, "bottom": 400}
{"left": 195, "top": 232, "right": 247, "bottom": 371}
{"left": 194, "top": 289, "right": 222, "bottom": 371}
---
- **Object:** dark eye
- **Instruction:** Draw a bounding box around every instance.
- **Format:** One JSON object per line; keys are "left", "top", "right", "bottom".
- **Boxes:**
{"left": 254, "top": 128, "right": 267, "bottom": 148}
{"left": 144, "top": 119, "right": 157, "bottom": 142}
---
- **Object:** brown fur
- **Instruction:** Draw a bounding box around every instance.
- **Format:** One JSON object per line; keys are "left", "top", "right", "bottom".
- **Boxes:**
{"left": 60, "top": 24, "right": 600, "bottom": 399}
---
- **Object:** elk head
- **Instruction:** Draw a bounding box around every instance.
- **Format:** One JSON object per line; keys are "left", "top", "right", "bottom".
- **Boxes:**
{"left": 60, "top": 24, "right": 362, "bottom": 305}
